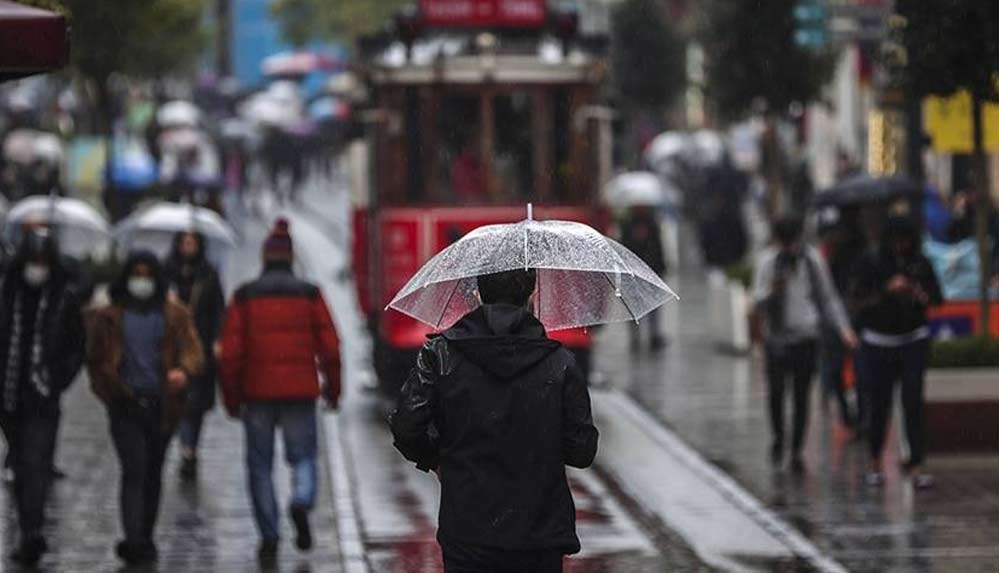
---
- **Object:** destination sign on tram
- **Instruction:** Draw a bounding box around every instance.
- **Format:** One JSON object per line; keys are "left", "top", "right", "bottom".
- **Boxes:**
{"left": 420, "top": 0, "right": 547, "bottom": 28}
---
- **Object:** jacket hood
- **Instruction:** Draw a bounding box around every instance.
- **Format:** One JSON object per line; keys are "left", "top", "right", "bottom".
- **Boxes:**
{"left": 442, "top": 304, "right": 560, "bottom": 380}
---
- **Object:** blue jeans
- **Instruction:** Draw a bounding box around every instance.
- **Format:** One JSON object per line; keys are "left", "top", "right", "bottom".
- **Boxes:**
{"left": 243, "top": 400, "right": 318, "bottom": 541}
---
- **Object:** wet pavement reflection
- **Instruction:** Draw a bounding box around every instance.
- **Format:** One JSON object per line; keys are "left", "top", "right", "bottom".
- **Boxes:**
{"left": 596, "top": 271, "right": 999, "bottom": 573}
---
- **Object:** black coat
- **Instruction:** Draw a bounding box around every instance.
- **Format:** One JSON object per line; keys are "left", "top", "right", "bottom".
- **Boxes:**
{"left": 165, "top": 259, "right": 225, "bottom": 412}
{"left": 0, "top": 269, "right": 85, "bottom": 409}
{"left": 621, "top": 213, "right": 667, "bottom": 276}
{"left": 390, "top": 304, "right": 598, "bottom": 554}
{"left": 849, "top": 248, "right": 943, "bottom": 335}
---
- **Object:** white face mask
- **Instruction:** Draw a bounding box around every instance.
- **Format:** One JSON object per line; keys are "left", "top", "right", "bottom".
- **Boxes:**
{"left": 23, "top": 264, "right": 50, "bottom": 287}
{"left": 128, "top": 277, "right": 156, "bottom": 301}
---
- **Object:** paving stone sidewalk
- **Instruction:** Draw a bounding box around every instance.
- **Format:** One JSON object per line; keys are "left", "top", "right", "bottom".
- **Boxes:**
{"left": 1, "top": 380, "right": 342, "bottom": 573}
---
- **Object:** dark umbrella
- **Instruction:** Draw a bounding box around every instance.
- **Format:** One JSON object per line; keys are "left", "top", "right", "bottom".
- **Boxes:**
{"left": 813, "top": 174, "right": 922, "bottom": 207}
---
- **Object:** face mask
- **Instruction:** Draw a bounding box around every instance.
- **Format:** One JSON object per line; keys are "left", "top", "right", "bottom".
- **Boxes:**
{"left": 128, "top": 277, "right": 156, "bottom": 301}
{"left": 23, "top": 264, "right": 50, "bottom": 287}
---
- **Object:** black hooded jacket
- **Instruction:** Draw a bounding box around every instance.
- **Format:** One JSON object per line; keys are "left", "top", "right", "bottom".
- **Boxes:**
{"left": 390, "top": 304, "right": 598, "bottom": 554}
{"left": 849, "top": 220, "right": 943, "bottom": 335}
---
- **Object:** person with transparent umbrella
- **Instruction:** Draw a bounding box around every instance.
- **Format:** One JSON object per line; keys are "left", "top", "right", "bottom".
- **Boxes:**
{"left": 388, "top": 206, "right": 677, "bottom": 572}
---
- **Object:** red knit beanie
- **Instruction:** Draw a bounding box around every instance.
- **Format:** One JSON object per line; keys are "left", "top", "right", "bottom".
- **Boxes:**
{"left": 262, "top": 217, "right": 293, "bottom": 263}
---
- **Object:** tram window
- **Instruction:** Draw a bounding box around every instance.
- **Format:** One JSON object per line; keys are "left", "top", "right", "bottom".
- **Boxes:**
{"left": 439, "top": 95, "right": 484, "bottom": 203}
{"left": 494, "top": 91, "right": 533, "bottom": 202}
{"left": 552, "top": 88, "right": 571, "bottom": 202}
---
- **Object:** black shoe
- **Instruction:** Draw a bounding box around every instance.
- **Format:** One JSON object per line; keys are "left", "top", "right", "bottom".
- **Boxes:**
{"left": 49, "top": 466, "right": 67, "bottom": 480}
{"left": 179, "top": 456, "right": 197, "bottom": 482}
{"left": 116, "top": 540, "right": 154, "bottom": 566}
{"left": 11, "top": 536, "right": 47, "bottom": 567}
{"left": 770, "top": 443, "right": 784, "bottom": 467}
{"left": 790, "top": 456, "right": 805, "bottom": 475}
{"left": 258, "top": 539, "right": 279, "bottom": 563}
{"left": 290, "top": 505, "right": 313, "bottom": 551}
{"left": 651, "top": 335, "right": 668, "bottom": 350}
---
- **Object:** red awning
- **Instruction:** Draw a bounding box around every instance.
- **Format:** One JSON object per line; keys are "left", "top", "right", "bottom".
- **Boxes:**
{"left": 0, "top": 1, "right": 69, "bottom": 82}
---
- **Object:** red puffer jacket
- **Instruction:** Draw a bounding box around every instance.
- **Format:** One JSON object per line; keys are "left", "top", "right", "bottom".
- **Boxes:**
{"left": 219, "top": 266, "right": 340, "bottom": 414}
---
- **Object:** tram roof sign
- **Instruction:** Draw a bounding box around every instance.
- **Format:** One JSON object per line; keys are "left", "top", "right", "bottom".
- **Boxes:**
{"left": 421, "top": 0, "right": 547, "bottom": 29}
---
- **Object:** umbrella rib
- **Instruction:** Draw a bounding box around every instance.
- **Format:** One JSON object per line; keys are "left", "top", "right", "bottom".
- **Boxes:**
{"left": 601, "top": 271, "right": 639, "bottom": 323}
{"left": 435, "top": 279, "right": 463, "bottom": 330}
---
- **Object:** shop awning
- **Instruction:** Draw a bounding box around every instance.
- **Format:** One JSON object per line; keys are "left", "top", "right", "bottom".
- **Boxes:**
{"left": 0, "top": 1, "right": 69, "bottom": 82}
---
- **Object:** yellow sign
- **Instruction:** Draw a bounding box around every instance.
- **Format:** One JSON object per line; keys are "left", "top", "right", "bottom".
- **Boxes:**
{"left": 924, "top": 91, "right": 999, "bottom": 153}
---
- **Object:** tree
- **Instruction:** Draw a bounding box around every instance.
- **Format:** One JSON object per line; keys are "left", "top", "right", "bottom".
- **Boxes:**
{"left": 21, "top": 0, "right": 206, "bottom": 131}
{"left": 271, "top": 0, "right": 408, "bottom": 46}
{"left": 896, "top": 0, "right": 999, "bottom": 335}
{"left": 611, "top": 0, "right": 686, "bottom": 167}
{"left": 699, "top": 0, "right": 834, "bottom": 215}
{"left": 611, "top": 0, "right": 685, "bottom": 111}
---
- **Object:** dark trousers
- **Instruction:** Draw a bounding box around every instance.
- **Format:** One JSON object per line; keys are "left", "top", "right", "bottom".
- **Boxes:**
{"left": 765, "top": 340, "right": 818, "bottom": 454}
{"left": 861, "top": 340, "right": 930, "bottom": 466}
{"left": 1, "top": 403, "right": 60, "bottom": 538}
{"left": 819, "top": 331, "right": 855, "bottom": 426}
{"left": 109, "top": 398, "right": 172, "bottom": 545}
{"left": 177, "top": 408, "right": 206, "bottom": 454}
{"left": 441, "top": 540, "right": 563, "bottom": 573}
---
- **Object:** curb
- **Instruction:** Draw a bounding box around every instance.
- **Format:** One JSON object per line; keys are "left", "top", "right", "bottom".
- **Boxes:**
{"left": 322, "top": 412, "right": 371, "bottom": 573}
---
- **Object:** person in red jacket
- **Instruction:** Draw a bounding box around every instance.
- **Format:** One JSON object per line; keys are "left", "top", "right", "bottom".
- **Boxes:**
{"left": 219, "top": 218, "right": 340, "bottom": 564}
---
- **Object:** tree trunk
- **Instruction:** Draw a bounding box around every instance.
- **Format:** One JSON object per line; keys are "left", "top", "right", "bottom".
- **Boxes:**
{"left": 95, "top": 79, "right": 118, "bottom": 221}
{"left": 762, "top": 114, "right": 784, "bottom": 219}
{"left": 971, "top": 93, "right": 992, "bottom": 336}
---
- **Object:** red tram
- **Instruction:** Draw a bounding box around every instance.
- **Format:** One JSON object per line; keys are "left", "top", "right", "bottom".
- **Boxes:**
{"left": 352, "top": 0, "right": 613, "bottom": 393}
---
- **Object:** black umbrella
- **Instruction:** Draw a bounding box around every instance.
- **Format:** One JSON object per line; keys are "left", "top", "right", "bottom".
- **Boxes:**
{"left": 813, "top": 175, "right": 922, "bottom": 208}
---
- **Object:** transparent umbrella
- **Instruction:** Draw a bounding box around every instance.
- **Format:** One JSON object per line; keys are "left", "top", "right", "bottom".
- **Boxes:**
{"left": 388, "top": 206, "right": 678, "bottom": 331}
{"left": 114, "top": 202, "right": 236, "bottom": 265}
{"left": 5, "top": 195, "right": 110, "bottom": 258}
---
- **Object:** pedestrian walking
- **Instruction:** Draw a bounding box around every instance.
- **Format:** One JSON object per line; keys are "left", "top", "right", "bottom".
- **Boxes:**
{"left": 219, "top": 218, "right": 341, "bottom": 563}
{"left": 620, "top": 206, "right": 668, "bottom": 350}
{"left": 0, "top": 229, "right": 85, "bottom": 566}
{"left": 752, "top": 217, "right": 858, "bottom": 473}
{"left": 85, "top": 250, "right": 204, "bottom": 565}
{"left": 164, "top": 231, "right": 225, "bottom": 482}
{"left": 390, "top": 268, "right": 599, "bottom": 573}
{"left": 849, "top": 216, "right": 943, "bottom": 489}
{"left": 817, "top": 209, "right": 867, "bottom": 431}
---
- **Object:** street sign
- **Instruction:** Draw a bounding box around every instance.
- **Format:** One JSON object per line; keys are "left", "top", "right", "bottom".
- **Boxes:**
{"left": 420, "top": 0, "right": 547, "bottom": 28}
{"left": 794, "top": 0, "right": 829, "bottom": 48}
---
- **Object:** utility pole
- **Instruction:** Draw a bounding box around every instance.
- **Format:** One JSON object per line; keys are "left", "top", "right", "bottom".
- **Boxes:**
{"left": 216, "top": 0, "right": 232, "bottom": 77}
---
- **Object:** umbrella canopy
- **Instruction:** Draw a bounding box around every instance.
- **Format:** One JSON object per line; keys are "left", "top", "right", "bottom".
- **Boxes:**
{"left": 644, "top": 131, "right": 689, "bottom": 173}
{"left": 388, "top": 212, "right": 678, "bottom": 331}
{"left": 157, "top": 100, "right": 201, "bottom": 129}
{"left": 2, "top": 128, "right": 41, "bottom": 165}
{"left": 109, "top": 146, "right": 157, "bottom": 191}
{"left": 813, "top": 175, "right": 922, "bottom": 208}
{"left": 262, "top": 51, "right": 341, "bottom": 77}
{"left": 5, "top": 196, "right": 110, "bottom": 258}
{"left": 603, "top": 171, "right": 669, "bottom": 207}
{"left": 115, "top": 202, "right": 236, "bottom": 256}
{"left": 0, "top": 1, "right": 68, "bottom": 82}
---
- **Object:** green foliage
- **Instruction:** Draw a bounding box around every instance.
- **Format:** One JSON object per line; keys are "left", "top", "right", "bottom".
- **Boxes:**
{"left": 270, "top": 0, "right": 408, "bottom": 45}
{"left": 611, "top": 0, "right": 685, "bottom": 110}
{"left": 930, "top": 336, "right": 999, "bottom": 369}
{"left": 21, "top": 0, "right": 207, "bottom": 83}
{"left": 895, "top": 0, "right": 999, "bottom": 101}
{"left": 699, "top": 0, "right": 834, "bottom": 122}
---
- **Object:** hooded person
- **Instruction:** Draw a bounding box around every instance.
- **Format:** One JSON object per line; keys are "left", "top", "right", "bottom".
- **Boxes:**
{"left": 85, "top": 250, "right": 204, "bottom": 565}
{"left": 390, "top": 268, "right": 599, "bottom": 573}
{"left": 219, "top": 218, "right": 340, "bottom": 563}
{"left": 0, "top": 229, "right": 85, "bottom": 566}
{"left": 849, "top": 216, "right": 943, "bottom": 489}
{"left": 163, "top": 231, "right": 226, "bottom": 482}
